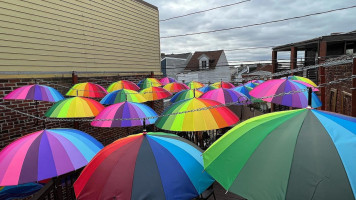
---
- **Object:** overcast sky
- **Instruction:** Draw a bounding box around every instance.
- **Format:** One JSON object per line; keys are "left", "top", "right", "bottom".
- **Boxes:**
{"left": 144, "top": 0, "right": 356, "bottom": 63}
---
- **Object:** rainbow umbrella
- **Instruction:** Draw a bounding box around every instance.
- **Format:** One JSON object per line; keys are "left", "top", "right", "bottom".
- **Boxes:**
{"left": 0, "top": 129, "right": 103, "bottom": 186}
{"left": 45, "top": 97, "right": 104, "bottom": 118}
{"left": 0, "top": 182, "right": 43, "bottom": 199}
{"left": 107, "top": 80, "right": 140, "bottom": 92}
{"left": 3, "top": 84, "right": 64, "bottom": 102}
{"left": 203, "top": 109, "right": 356, "bottom": 200}
{"left": 159, "top": 77, "right": 176, "bottom": 85}
{"left": 187, "top": 81, "right": 205, "bottom": 89}
{"left": 163, "top": 82, "right": 189, "bottom": 93}
{"left": 245, "top": 86, "right": 264, "bottom": 103}
{"left": 243, "top": 82, "right": 259, "bottom": 88}
{"left": 231, "top": 86, "right": 251, "bottom": 99}
{"left": 201, "top": 88, "right": 249, "bottom": 105}
{"left": 74, "top": 132, "right": 214, "bottom": 200}
{"left": 170, "top": 89, "right": 203, "bottom": 103}
{"left": 100, "top": 89, "right": 147, "bottom": 105}
{"left": 198, "top": 85, "right": 218, "bottom": 93}
{"left": 66, "top": 82, "right": 107, "bottom": 98}
{"left": 139, "top": 87, "right": 172, "bottom": 101}
{"left": 155, "top": 98, "right": 239, "bottom": 131}
{"left": 91, "top": 102, "right": 157, "bottom": 127}
{"left": 250, "top": 79, "right": 322, "bottom": 108}
{"left": 137, "top": 78, "right": 162, "bottom": 89}
{"left": 246, "top": 80, "right": 265, "bottom": 84}
{"left": 291, "top": 80, "right": 319, "bottom": 91}
{"left": 211, "top": 81, "right": 234, "bottom": 89}
{"left": 284, "top": 75, "right": 317, "bottom": 87}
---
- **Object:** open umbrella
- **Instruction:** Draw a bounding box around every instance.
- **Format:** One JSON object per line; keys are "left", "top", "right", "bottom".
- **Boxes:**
{"left": 66, "top": 82, "right": 107, "bottom": 98}
{"left": 159, "top": 77, "right": 176, "bottom": 85}
{"left": 107, "top": 80, "right": 140, "bottom": 92}
{"left": 231, "top": 86, "right": 251, "bottom": 99}
{"left": 155, "top": 98, "right": 239, "bottom": 131}
{"left": 139, "top": 87, "right": 172, "bottom": 101}
{"left": 198, "top": 85, "right": 218, "bottom": 93}
{"left": 284, "top": 75, "right": 317, "bottom": 87}
{"left": 170, "top": 89, "right": 203, "bottom": 103}
{"left": 201, "top": 88, "right": 249, "bottom": 104}
{"left": 74, "top": 132, "right": 214, "bottom": 200}
{"left": 203, "top": 108, "right": 356, "bottom": 200}
{"left": 163, "top": 82, "right": 189, "bottom": 93}
{"left": 245, "top": 86, "right": 264, "bottom": 103}
{"left": 211, "top": 81, "right": 234, "bottom": 89}
{"left": 137, "top": 78, "right": 162, "bottom": 89}
{"left": 91, "top": 102, "right": 157, "bottom": 127}
{"left": 0, "top": 129, "right": 103, "bottom": 186}
{"left": 250, "top": 79, "right": 322, "bottom": 108}
{"left": 45, "top": 97, "right": 104, "bottom": 118}
{"left": 3, "top": 84, "right": 64, "bottom": 102}
{"left": 100, "top": 89, "right": 147, "bottom": 104}
{"left": 245, "top": 80, "right": 265, "bottom": 84}
{"left": 243, "top": 82, "right": 259, "bottom": 88}
{"left": 187, "top": 81, "right": 205, "bottom": 89}
{"left": 0, "top": 182, "right": 43, "bottom": 199}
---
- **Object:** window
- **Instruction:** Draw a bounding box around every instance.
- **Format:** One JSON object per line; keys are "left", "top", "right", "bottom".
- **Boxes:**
{"left": 202, "top": 61, "right": 207, "bottom": 69}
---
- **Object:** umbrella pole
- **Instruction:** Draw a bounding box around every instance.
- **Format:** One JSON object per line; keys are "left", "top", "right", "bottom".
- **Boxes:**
{"left": 307, "top": 87, "right": 312, "bottom": 108}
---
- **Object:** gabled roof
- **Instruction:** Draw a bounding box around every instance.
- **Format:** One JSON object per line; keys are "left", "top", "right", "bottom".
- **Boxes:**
{"left": 185, "top": 50, "right": 224, "bottom": 71}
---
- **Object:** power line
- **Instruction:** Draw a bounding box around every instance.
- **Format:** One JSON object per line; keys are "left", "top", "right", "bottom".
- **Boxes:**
{"left": 160, "top": 0, "right": 251, "bottom": 22}
{"left": 161, "top": 5, "right": 356, "bottom": 38}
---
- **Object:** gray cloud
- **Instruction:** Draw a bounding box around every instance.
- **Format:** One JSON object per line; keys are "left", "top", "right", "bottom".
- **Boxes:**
{"left": 145, "top": 0, "right": 356, "bottom": 63}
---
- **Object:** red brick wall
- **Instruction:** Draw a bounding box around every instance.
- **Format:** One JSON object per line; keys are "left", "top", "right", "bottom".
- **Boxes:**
{"left": 0, "top": 74, "right": 163, "bottom": 150}
{"left": 324, "top": 63, "right": 353, "bottom": 115}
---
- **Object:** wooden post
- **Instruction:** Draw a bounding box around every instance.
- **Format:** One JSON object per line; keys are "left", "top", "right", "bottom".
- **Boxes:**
{"left": 318, "top": 41, "right": 327, "bottom": 110}
{"left": 352, "top": 57, "right": 356, "bottom": 117}
{"left": 271, "top": 50, "right": 277, "bottom": 112}
{"left": 290, "top": 46, "right": 297, "bottom": 75}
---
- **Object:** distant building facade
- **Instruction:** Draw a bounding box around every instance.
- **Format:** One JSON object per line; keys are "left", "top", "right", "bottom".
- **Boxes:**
{"left": 0, "top": 0, "right": 161, "bottom": 78}
{"left": 272, "top": 30, "right": 356, "bottom": 116}
{"left": 161, "top": 53, "right": 192, "bottom": 79}
{"left": 177, "top": 50, "right": 231, "bottom": 84}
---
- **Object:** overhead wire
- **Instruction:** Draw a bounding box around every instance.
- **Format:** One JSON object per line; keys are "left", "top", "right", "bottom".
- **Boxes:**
{"left": 160, "top": 0, "right": 251, "bottom": 22}
{"left": 161, "top": 5, "right": 356, "bottom": 38}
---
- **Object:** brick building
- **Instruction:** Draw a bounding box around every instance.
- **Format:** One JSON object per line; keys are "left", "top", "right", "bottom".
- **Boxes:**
{"left": 272, "top": 31, "right": 356, "bottom": 116}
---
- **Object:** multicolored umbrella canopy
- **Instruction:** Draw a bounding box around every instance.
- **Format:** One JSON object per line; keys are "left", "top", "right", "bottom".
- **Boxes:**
{"left": 231, "top": 86, "right": 251, "bottom": 99}
{"left": 0, "top": 129, "right": 103, "bottom": 186}
{"left": 139, "top": 87, "right": 172, "bottom": 101}
{"left": 0, "top": 182, "right": 43, "bottom": 199}
{"left": 100, "top": 89, "right": 147, "bottom": 105}
{"left": 201, "top": 88, "right": 249, "bottom": 104}
{"left": 163, "top": 82, "right": 189, "bottom": 93}
{"left": 91, "top": 102, "right": 157, "bottom": 127}
{"left": 245, "top": 86, "right": 264, "bottom": 103}
{"left": 243, "top": 82, "right": 259, "bottom": 88}
{"left": 245, "top": 80, "right": 265, "bottom": 84}
{"left": 170, "top": 89, "right": 203, "bottom": 103}
{"left": 3, "top": 84, "right": 64, "bottom": 102}
{"left": 45, "top": 97, "right": 104, "bottom": 118}
{"left": 250, "top": 79, "right": 322, "bottom": 108}
{"left": 159, "top": 77, "right": 176, "bottom": 85}
{"left": 155, "top": 98, "right": 239, "bottom": 131}
{"left": 66, "top": 82, "right": 107, "bottom": 98}
{"left": 203, "top": 109, "right": 356, "bottom": 200}
{"left": 211, "top": 81, "right": 235, "bottom": 89}
{"left": 74, "top": 132, "right": 214, "bottom": 200}
{"left": 187, "top": 81, "right": 205, "bottom": 89}
{"left": 107, "top": 80, "right": 140, "bottom": 92}
{"left": 285, "top": 75, "right": 317, "bottom": 87}
{"left": 198, "top": 85, "right": 218, "bottom": 93}
{"left": 137, "top": 78, "right": 162, "bottom": 89}
{"left": 291, "top": 80, "right": 319, "bottom": 91}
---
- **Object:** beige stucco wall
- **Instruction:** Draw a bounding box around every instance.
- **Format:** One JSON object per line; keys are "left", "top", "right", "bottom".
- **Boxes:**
{"left": 0, "top": 0, "right": 160, "bottom": 78}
